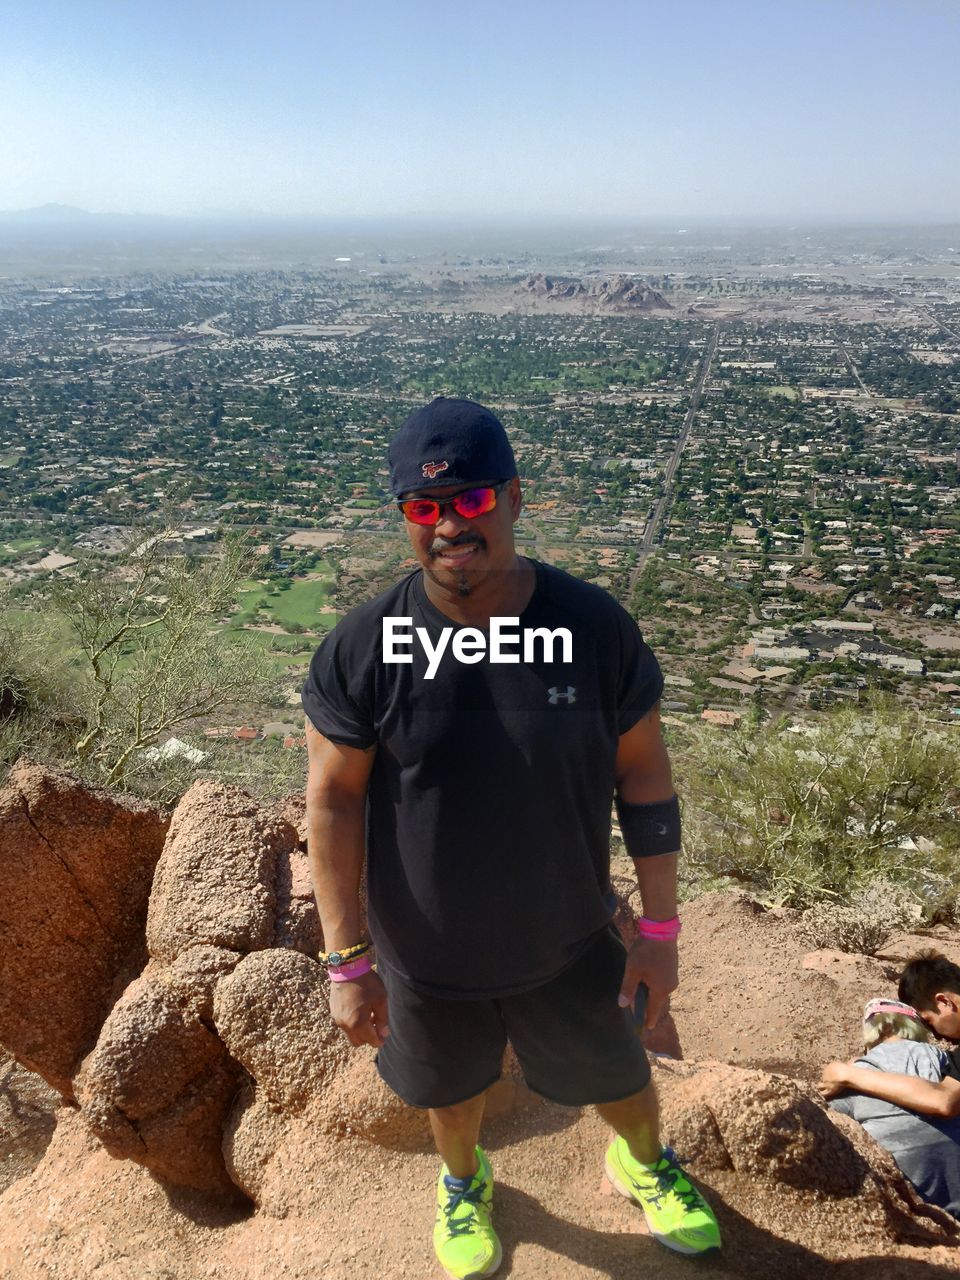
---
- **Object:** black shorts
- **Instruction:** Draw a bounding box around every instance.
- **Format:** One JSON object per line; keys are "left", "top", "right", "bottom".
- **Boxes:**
{"left": 376, "top": 926, "right": 651, "bottom": 1109}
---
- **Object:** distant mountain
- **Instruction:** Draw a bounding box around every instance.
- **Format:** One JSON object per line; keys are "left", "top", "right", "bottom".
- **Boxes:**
{"left": 0, "top": 203, "right": 93, "bottom": 221}
{"left": 518, "top": 272, "right": 672, "bottom": 311}
{"left": 0, "top": 205, "right": 176, "bottom": 245}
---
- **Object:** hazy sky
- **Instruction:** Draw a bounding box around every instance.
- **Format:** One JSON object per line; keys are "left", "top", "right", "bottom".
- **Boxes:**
{"left": 2, "top": 0, "right": 958, "bottom": 221}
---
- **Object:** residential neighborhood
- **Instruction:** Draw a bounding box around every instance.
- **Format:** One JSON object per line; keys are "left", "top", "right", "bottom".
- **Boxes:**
{"left": 1, "top": 224, "right": 958, "bottom": 739}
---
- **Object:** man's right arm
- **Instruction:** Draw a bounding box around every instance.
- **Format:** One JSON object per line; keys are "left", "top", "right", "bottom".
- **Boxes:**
{"left": 305, "top": 717, "right": 389, "bottom": 1048}
{"left": 820, "top": 1061, "right": 960, "bottom": 1118}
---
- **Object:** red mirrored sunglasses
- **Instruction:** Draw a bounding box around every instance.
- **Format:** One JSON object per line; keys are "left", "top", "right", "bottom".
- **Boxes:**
{"left": 398, "top": 481, "right": 509, "bottom": 527}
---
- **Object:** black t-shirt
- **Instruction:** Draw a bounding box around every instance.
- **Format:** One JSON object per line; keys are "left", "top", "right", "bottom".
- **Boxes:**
{"left": 945, "top": 1046, "right": 960, "bottom": 1081}
{"left": 301, "top": 560, "right": 664, "bottom": 997}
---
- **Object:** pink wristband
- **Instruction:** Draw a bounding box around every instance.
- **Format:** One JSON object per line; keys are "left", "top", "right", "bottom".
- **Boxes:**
{"left": 636, "top": 915, "right": 682, "bottom": 942}
{"left": 328, "top": 955, "right": 374, "bottom": 982}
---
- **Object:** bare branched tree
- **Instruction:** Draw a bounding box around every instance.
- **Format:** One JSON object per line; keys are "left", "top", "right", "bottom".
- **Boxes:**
{"left": 52, "top": 531, "right": 273, "bottom": 785}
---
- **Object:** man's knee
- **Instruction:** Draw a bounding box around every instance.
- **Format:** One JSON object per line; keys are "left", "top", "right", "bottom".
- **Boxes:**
{"left": 429, "top": 1091, "right": 488, "bottom": 1126}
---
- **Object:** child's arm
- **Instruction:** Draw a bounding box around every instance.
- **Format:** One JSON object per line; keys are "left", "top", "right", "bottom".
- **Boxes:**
{"left": 820, "top": 1061, "right": 960, "bottom": 1117}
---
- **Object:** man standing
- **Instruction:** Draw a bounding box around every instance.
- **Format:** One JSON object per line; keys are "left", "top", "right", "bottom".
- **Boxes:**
{"left": 303, "top": 397, "right": 720, "bottom": 1277}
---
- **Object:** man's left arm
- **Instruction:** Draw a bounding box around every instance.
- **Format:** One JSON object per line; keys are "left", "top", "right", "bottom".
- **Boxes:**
{"left": 614, "top": 701, "right": 679, "bottom": 1030}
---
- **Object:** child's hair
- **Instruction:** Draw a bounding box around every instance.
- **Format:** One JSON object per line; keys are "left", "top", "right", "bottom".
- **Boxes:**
{"left": 863, "top": 1010, "right": 930, "bottom": 1050}
{"left": 898, "top": 949, "right": 960, "bottom": 1012}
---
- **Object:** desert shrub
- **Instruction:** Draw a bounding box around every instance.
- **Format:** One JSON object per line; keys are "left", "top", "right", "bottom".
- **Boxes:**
{"left": 797, "top": 879, "right": 922, "bottom": 955}
{"left": 100, "top": 734, "right": 306, "bottom": 808}
{"left": 0, "top": 605, "right": 82, "bottom": 772}
{"left": 678, "top": 694, "right": 960, "bottom": 910}
{"left": 113, "top": 740, "right": 213, "bottom": 807}
{"left": 921, "top": 871, "right": 960, "bottom": 929}
{"left": 195, "top": 736, "right": 308, "bottom": 803}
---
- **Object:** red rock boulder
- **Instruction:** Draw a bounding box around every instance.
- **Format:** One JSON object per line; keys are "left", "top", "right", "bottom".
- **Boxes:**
{"left": 0, "top": 761, "right": 168, "bottom": 1098}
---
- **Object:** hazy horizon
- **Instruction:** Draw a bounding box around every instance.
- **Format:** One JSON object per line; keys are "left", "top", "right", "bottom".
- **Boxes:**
{"left": 3, "top": 0, "right": 959, "bottom": 224}
{"left": 4, "top": 205, "right": 960, "bottom": 229}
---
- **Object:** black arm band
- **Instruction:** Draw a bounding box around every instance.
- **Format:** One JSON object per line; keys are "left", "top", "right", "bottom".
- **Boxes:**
{"left": 615, "top": 793, "right": 681, "bottom": 859}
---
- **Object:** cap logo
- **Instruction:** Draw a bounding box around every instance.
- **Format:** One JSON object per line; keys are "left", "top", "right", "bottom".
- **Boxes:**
{"left": 422, "top": 460, "right": 449, "bottom": 479}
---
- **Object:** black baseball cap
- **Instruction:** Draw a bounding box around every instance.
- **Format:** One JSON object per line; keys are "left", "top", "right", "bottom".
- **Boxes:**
{"left": 388, "top": 397, "right": 518, "bottom": 497}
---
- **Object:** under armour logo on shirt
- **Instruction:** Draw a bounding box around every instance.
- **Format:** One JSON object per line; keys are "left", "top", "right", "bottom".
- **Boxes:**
{"left": 547, "top": 686, "right": 577, "bottom": 705}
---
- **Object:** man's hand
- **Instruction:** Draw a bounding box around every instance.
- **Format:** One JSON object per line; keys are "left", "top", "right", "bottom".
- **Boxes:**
{"left": 618, "top": 936, "right": 679, "bottom": 1030}
{"left": 329, "top": 971, "right": 390, "bottom": 1048}
{"left": 819, "top": 1061, "right": 852, "bottom": 1099}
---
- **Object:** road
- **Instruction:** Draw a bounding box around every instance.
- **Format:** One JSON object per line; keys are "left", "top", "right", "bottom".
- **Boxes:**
{"left": 837, "top": 340, "right": 870, "bottom": 395}
{"left": 630, "top": 324, "right": 720, "bottom": 587}
{"left": 883, "top": 290, "right": 960, "bottom": 344}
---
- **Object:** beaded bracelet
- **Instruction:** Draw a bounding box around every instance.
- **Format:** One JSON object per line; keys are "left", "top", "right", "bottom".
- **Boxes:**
{"left": 318, "top": 940, "right": 370, "bottom": 967}
{"left": 636, "top": 915, "right": 682, "bottom": 942}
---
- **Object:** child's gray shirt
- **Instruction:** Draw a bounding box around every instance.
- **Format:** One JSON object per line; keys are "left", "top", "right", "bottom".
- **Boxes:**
{"left": 830, "top": 1039, "right": 960, "bottom": 1219}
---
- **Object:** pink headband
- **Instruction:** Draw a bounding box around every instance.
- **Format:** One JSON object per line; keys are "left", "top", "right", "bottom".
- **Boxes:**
{"left": 863, "top": 998, "right": 925, "bottom": 1025}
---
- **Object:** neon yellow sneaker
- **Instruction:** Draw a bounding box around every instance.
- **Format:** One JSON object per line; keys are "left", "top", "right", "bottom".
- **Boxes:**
{"left": 433, "top": 1146, "right": 502, "bottom": 1279}
{"left": 605, "top": 1140, "right": 721, "bottom": 1255}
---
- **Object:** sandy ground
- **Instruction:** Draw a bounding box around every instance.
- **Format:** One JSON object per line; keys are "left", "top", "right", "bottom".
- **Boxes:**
{"left": 3, "top": 1075, "right": 959, "bottom": 1280}
{"left": 3, "top": 895, "right": 960, "bottom": 1278}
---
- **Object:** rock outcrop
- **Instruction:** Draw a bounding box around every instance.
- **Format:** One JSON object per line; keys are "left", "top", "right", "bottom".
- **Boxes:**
{"left": 76, "top": 780, "right": 313, "bottom": 1192}
{"left": 76, "top": 951, "right": 243, "bottom": 1192}
{"left": 146, "top": 779, "right": 294, "bottom": 960}
{"left": 654, "top": 1058, "right": 958, "bottom": 1249}
{"left": 3, "top": 762, "right": 960, "bottom": 1277}
{"left": 518, "top": 272, "right": 671, "bottom": 311}
{"left": 0, "top": 761, "right": 168, "bottom": 1098}
{"left": 213, "top": 948, "right": 346, "bottom": 1116}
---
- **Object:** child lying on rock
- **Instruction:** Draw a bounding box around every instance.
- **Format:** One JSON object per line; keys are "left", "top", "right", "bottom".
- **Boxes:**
{"left": 823, "top": 997, "right": 960, "bottom": 1220}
